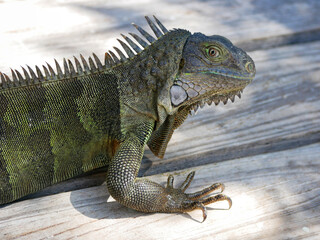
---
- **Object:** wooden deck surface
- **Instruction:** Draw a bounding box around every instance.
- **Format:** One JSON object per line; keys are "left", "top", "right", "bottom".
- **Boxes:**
{"left": 0, "top": 0, "right": 320, "bottom": 239}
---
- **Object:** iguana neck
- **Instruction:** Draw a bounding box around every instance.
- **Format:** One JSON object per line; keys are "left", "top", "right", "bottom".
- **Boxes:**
{"left": 113, "top": 29, "right": 191, "bottom": 128}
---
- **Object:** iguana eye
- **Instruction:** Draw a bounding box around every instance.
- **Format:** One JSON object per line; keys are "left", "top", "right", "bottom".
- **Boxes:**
{"left": 208, "top": 48, "right": 219, "bottom": 57}
{"left": 204, "top": 46, "right": 224, "bottom": 62}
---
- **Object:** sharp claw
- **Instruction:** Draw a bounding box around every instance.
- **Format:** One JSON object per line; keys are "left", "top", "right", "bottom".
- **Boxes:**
{"left": 220, "top": 183, "right": 225, "bottom": 193}
{"left": 198, "top": 203, "right": 207, "bottom": 222}
{"left": 200, "top": 193, "right": 232, "bottom": 211}
{"left": 226, "top": 196, "right": 232, "bottom": 209}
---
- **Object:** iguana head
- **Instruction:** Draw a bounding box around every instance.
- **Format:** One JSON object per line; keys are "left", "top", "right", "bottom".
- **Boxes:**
{"left": 147, "top": 23, "right": 255, "bottom": 158}
{"left": 170, "top": 33, "right": 255, "bottom": 114}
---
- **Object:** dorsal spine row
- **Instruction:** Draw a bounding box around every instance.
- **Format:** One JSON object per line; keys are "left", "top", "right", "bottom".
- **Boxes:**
{"left": 0, "top": 16, "right": 169, "bottom": 90}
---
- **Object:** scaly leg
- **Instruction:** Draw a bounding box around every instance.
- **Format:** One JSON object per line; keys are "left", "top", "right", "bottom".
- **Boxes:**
{"left": 106, "top": 122, "right": 231, "bottom": 221}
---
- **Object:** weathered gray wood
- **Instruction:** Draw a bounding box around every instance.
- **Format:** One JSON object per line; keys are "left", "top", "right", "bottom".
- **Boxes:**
{"left": 1, "top": 0, "right": 320, "bottom": 73}
{"left": 1, "top": 0, "right": 320, "bottom": 239}
{"left": 1, "top": 143, "right": 319, "bottom": 239}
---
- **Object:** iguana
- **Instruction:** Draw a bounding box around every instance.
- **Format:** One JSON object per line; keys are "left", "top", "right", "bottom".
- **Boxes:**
{"left": 0, "top": 16, "right": 255, "bottom": 221}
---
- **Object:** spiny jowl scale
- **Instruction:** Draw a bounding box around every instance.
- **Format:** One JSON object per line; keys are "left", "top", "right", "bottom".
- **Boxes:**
{"left": 0, "top": 16, "right": 168, "bottom": 89}
{"left": 0, "top": 16, "right": 255, "bottom": 222}
{"left": 189, "top": 89, "right": 243, "bottom": 115}
{"left": 174, "top": 78, "right": 244, "bottom": 115}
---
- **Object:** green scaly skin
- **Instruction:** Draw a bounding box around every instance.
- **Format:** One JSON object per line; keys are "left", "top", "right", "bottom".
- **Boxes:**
{"left": 0, "top": 16, "right": 255, "bottom": 221}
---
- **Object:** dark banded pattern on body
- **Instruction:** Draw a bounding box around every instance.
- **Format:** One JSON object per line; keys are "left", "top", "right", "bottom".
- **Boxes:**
{"left": 0, "top": 72, "right": 121, "bottom": 204}
{"left": 0, "top": 24, "right": 191, "bottom": 205}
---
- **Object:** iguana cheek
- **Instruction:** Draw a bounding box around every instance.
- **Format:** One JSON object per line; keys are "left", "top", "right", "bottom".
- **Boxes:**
{"left": 170, "top": 85, "right": 188, "bottom": 107}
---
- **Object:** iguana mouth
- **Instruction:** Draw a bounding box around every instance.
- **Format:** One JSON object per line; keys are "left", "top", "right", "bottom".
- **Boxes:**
{"left": 187, "top": 88, "right": 243, "bottom": 115}
{"left": 171, "top": 74, "right": 250, "bottom": 112}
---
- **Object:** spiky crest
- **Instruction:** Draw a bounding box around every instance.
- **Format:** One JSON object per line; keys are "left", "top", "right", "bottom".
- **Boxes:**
{"left": 0, "top": 16, "right": 169, "bottom": 90}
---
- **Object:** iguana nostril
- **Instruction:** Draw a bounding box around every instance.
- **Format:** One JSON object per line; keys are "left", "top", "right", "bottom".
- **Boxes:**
{"left": 245, "top": 62, "right": 255, "bottom": 73}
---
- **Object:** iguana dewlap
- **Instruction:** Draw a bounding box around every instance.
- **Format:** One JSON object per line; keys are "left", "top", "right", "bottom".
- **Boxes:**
{"left": 0, "top": 16, "right": 255, "bottom": 221}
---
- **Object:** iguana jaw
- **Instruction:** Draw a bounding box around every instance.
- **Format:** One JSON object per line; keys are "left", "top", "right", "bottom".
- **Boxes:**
{"left": 172, "top": 80, "right": 250, "bottom": 115}
{"left": 170, "top": 70, "right": 253, "bottom": 109}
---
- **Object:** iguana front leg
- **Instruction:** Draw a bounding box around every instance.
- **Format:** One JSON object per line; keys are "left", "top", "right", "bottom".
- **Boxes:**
{"left": 106, "top": 122, "right": 232, "bottom": 221}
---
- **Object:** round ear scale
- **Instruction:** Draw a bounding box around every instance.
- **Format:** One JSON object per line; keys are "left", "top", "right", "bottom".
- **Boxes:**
{"left": 170, "top": 85, "right": 188, "bottom": 107}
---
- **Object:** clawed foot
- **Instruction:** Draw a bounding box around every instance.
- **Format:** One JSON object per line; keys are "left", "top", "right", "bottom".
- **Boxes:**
{"left": 163, "top": 171, "right": 232, "bottom": 222}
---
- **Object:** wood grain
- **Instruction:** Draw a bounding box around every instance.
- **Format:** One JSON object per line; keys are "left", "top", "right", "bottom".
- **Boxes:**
{"left": 0, "top": 0, "right": 320, "bottom": 239}
{"left": 1, "top": 0, "right": 320, "bottom": 72}
{"left": 1, "top": 143, "right": 319, "bottom": 239}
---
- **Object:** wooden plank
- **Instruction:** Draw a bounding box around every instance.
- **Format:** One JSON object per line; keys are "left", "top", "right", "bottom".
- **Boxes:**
{"left": 1, "top": 1, "right": 320, "bottom": 239}
{"left": 1, "top": 0, "right": 320, "bottom": 73}
{"left": 1, "top": 143, "right": 319, "bottom": 239}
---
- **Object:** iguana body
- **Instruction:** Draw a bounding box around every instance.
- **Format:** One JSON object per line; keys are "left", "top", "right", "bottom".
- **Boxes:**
{"left": 0, "top": 16, "right": 255, "bottom": 221}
